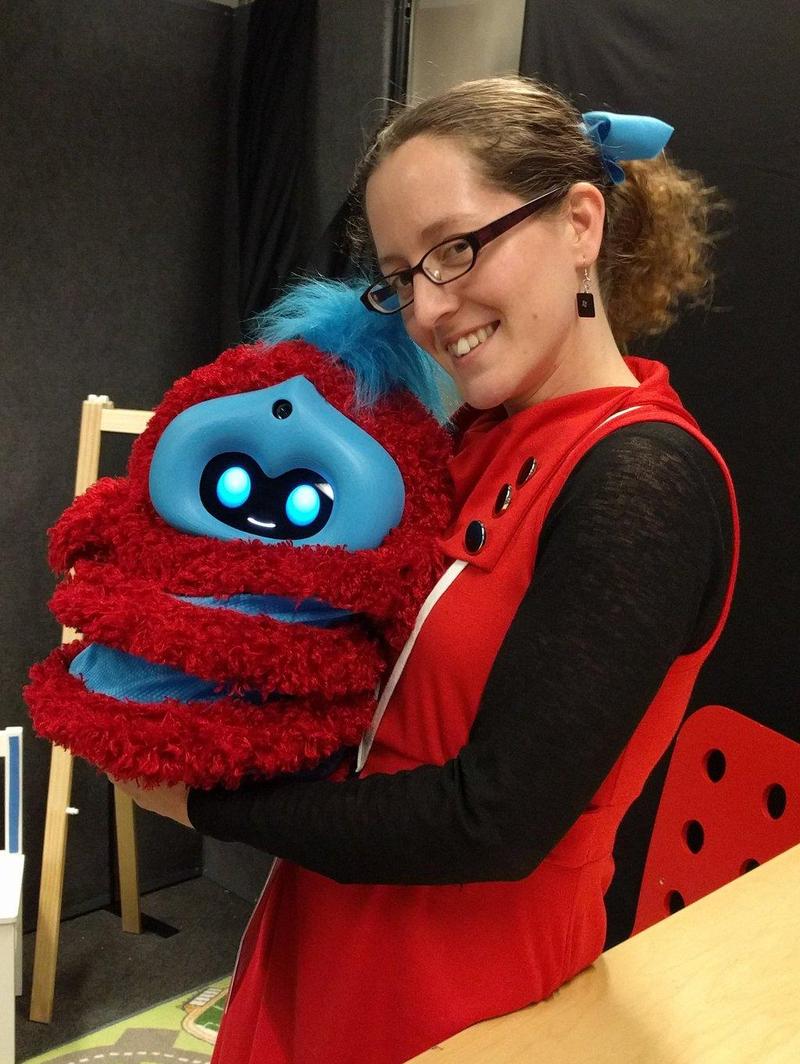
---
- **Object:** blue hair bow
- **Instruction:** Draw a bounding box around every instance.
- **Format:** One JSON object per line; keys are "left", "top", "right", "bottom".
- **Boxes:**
{"left": 580, "top": 111, "right": 674, "bottom": 184}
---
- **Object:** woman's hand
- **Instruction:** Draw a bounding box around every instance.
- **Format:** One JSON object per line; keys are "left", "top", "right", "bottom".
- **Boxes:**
{"left": 110, "top": 775, "right": 193, "bottom": 828}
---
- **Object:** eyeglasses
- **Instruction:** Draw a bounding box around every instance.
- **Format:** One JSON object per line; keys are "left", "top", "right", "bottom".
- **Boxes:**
{"left": 360, "top": 186, "right": 566, "bottom": 315}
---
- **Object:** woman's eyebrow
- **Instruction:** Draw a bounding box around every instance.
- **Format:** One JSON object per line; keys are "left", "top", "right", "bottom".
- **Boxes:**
{"left": 377, "top": 215, "right": 478, "bottom": 269}
{"left": 377, "top": 252, "right": 407, "bottom": 270}
{"left": 420, "top": 214, "right": 475, "bottom": 242}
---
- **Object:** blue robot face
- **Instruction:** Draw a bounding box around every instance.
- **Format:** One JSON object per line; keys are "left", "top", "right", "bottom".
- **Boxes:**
{"left": 201, "top": 453, "right": 333, "bottom": 540}
{"left": 149, "top": 375, "right": 405, "bottom": 550}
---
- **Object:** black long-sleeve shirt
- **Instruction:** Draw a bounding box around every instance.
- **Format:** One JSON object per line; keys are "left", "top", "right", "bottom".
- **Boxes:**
{"left": 188, "top": 421, "right": 733, "bottom": 885}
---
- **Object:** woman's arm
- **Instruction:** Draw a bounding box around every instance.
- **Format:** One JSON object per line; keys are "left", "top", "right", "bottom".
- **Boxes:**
{"left": 182, "top": 423, "right": 731, "bottom": 885}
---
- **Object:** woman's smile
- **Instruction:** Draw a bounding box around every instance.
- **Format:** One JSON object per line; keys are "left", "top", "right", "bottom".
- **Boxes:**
{"left": 443, "top": 321, "right": 498, "bottom": 360}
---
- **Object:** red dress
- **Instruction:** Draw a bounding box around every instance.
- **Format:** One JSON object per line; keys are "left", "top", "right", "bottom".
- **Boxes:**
{"left": 212, "top": 357, "right": 739, "bottom": 1064}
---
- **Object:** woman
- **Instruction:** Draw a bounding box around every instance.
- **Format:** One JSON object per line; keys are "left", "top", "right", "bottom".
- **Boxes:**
{"left": 120, "top": 77, "right": 738, "bottom": 1062}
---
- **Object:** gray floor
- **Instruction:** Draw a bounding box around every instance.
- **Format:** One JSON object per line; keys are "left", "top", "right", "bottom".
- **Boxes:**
{"left": 15, "top": 876, "right": 253, "bottom": 1062}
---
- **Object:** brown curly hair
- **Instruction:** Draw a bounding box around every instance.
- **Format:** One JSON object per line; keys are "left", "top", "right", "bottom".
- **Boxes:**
{"left": 348, "top": 77, "right": 727, "bottom": 346}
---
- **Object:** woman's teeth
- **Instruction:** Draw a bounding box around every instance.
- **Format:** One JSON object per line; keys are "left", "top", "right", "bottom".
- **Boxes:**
{"left": 447, "top": 323, "right": 496, "bottom": 359}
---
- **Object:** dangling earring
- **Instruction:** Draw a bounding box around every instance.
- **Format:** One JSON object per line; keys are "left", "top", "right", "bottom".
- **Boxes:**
{"left": 576, "top": 263, "right": 595, "bottom": 318}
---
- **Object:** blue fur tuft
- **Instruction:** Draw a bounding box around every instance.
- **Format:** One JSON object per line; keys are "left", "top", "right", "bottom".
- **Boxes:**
{"left": 247, "top": 277, "right": 453, "bottom": 419}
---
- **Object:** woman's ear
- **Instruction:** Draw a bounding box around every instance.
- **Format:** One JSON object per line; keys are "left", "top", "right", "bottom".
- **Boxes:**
{"left": 565, "top": 182, "right": 606, "bottom": 266}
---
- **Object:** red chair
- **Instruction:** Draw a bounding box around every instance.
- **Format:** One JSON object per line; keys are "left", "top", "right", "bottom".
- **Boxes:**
{"left": 632, "top": 704, "right": 800, "bottom": 935}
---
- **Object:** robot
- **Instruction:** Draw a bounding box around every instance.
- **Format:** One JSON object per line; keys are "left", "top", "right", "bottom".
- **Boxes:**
{"left": 26, "top": 280, "right": 453, "bottom": 789}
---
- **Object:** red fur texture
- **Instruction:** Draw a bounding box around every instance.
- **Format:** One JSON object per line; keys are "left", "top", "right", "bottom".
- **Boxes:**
{"left": 26, "top": 341, "right": 453, "bottom": 788}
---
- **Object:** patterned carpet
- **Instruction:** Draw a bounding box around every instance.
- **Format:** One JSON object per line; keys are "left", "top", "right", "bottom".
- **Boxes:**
{"left": 21, "top": 978, "right": 230, "bottom": 1064}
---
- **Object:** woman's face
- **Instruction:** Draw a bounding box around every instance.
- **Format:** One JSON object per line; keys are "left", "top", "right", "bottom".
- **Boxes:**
{"left": 365, "top": 135, "right": 597, "bottom": 412}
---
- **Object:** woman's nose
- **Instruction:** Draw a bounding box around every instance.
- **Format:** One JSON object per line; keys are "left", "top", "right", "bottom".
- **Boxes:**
{"left": 409, "top": 273, "right": 460, "bottom": 329}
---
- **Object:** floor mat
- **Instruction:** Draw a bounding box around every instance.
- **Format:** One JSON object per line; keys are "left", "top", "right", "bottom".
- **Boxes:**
{"left": 21, "top": 978, "right": 230, "bottom": 1064}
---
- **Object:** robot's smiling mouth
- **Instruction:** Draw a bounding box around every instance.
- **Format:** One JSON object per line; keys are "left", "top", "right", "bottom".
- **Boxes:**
{"left": 199, "top": 451, "right": 334, "bottom": 541}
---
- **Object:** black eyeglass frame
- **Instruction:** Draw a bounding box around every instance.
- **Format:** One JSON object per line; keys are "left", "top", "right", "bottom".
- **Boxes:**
{"left": 360, "top": 186, "right": 567, "bottom": 314}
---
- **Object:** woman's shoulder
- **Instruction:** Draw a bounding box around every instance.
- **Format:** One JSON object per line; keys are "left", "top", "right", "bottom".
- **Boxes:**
{"left": 577, "top": 420, "right": 728, "bottom": 498}
{"left": 546, "top": 419, "right": 733, "bottom": 571}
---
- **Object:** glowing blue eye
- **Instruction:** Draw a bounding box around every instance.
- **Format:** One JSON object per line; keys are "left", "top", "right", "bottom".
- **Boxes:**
{"left": 216, "top": 466, "right": 251, "bottom": 508}
{"left": 286, "top": 484, "right": 320, "bottom": 526}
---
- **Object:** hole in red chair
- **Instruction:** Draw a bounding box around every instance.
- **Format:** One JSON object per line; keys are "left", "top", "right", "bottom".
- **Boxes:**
{"left": 740, "top": 858, "right": 760, "bottom": 874}
{"left": 667, "top": 890, "right": 685, "bottom": 915}
{"left": 704, "top": 748, "right": 726, "bottom": 782}
{"left": 684, "top": 819, "right": 704, "bottom": 854}
{"left": 765, "top": 784, "right": 787, "bottom": 820}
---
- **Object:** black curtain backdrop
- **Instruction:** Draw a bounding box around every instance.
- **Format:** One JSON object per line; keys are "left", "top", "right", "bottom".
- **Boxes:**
{"left": 1, "top": 0, "right": 239, "bottom": 925}
{"left": 2, "top": 0, "right": 402, "bottom": 924}
{"left": 236, "top": 0, "right": 317, "bottom": 321}
{"left": 0, "top": 0, "right": 404, "bottom": 921}
{"left": 234, "top": 0, "right": 402, "bottom": 328}
{"left": 521, "top": 0, "right": 800, "bottom": 945}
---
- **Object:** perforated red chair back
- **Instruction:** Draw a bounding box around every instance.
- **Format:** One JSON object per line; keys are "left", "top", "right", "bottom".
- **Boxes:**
{"left": 632, "top": 704, "right": 800, "bottom": 935}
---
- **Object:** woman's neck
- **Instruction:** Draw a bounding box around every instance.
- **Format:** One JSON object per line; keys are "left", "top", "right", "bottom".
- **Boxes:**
{"left": 504, "top": 325, "right": 639, "bottom": 415}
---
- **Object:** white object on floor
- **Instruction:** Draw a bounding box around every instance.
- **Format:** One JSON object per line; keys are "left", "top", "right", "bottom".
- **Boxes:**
{"left": 1, "top": 725, "right": 24, "bottom": 1064}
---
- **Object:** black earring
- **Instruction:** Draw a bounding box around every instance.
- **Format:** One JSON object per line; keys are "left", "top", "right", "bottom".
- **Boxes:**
{"left": 577, "top": 265, "right": 595, "bottom": 318}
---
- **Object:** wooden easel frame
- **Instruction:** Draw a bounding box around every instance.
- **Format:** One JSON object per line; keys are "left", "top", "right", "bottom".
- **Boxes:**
{"left": 30, "top": 397, "right": 153, "bottom": 1023}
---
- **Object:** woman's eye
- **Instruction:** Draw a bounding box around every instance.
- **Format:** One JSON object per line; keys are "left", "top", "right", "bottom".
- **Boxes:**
{"left": 390, "top": 271, "right": 413, "bottom": 294}
{"left": 285, "top": 484, "right": 321, "bottom": 526}
{"left": 216, "top": 466, "right": 252, "bottom": 508}
{"left": 441, "top": 239, "right": 471, "bottom": 262}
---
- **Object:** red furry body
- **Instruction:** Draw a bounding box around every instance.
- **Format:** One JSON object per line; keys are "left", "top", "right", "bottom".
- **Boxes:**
{"left": 26, "top": 341, "right": 453, "bottom": 788}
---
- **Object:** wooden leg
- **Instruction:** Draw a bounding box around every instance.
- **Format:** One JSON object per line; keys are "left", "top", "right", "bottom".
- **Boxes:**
{"left": 113, "top": 787, "right": 141, "bottom": 934}
{"left": 29, "top": 745, "right": 73, "bottom": 1024}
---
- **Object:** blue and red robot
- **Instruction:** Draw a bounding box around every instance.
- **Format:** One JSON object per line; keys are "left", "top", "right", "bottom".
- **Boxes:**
{"left": 26, "top": 280, "right": 453, "bottom": 788}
